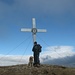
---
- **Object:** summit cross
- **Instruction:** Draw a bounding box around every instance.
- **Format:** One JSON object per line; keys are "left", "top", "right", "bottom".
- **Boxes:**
{"left": 21, "top": 18, "right": 47, "bottom": 43}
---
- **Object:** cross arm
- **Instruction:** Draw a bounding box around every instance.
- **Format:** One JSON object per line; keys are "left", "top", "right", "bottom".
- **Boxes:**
{"left": 37, "top": 29, "right": 47, "bottom": 32}
{"left": 21, "top": 28, "right": 32, "bottom": 32}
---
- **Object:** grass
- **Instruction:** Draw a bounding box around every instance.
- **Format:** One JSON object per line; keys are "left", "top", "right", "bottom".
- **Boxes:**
{"left": 0, "top": 64, "right": 75, "bottom": 75}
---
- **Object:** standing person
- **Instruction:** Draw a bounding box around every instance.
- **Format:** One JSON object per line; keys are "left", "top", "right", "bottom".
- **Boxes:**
{"left": 32, "top": 41, "right": 42, "bottom": 67}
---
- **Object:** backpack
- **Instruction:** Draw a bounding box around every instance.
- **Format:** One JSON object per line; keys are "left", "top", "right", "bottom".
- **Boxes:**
{"left": 34, "top": 44, "right": 41, "bottom": 52}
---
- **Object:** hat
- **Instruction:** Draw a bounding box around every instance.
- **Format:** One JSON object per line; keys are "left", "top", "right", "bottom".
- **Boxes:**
{"left": 34, "top": 41, "right": 37, "bottom": 44}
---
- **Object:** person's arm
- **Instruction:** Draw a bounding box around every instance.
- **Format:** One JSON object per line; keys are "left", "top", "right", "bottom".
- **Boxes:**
{"left": 32, "top": 46, "right": 34, "bottom": 52}
{"left": 38, "top": 44, "right": 42, "bottom": 52}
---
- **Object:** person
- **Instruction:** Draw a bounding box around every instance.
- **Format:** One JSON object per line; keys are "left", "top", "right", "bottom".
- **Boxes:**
{"left": 32, "top": 41, "right": 42, "bottom": 67}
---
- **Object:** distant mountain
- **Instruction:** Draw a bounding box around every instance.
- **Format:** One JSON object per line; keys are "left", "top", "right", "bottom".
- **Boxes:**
{"left": 41, "top": 55, "right": 75, "bottom": 68}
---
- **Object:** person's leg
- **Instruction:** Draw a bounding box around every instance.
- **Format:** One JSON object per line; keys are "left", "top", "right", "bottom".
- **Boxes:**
{"left": 37, "top": 53, "right": 40, "bottom": 64}
{"left": 33, "top": 53, "right": 37, "bottom": 66}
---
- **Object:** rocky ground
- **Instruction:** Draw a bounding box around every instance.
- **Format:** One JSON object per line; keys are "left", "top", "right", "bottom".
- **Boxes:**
{"left": 0, "top": 64, "right": 75, "bottom": 75}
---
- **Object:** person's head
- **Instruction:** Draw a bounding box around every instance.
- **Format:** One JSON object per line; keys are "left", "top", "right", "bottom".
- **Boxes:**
{"left": 34, "top": 41, "right": 37, "bottom": 45}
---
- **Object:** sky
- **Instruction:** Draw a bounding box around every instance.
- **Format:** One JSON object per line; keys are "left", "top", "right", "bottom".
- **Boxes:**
{"left": 0, "top": 0, "right": 75, "bottom": 67}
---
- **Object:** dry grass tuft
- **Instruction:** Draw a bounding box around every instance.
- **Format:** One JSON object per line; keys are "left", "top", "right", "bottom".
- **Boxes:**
{"left": 0, "top": 64, "right": 75, "bottom": 75}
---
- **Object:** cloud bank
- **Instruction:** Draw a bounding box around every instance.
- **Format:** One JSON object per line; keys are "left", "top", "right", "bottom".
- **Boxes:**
{"left": 0, "top": 0, "right": 75, "bottom": 16}
{"left": 40, "top": 46, "right": 75, "bottom": 67}
{"left": 0, "top": 46, "right": 75, "bottom": 67}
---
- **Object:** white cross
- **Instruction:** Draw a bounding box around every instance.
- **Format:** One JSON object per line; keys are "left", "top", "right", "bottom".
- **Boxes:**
{"left": 21, "top": 18, "right": 47, "bottom": 43}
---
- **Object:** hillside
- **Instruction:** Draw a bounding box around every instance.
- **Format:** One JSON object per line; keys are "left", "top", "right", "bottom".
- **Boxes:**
{"left": 0, "top": 64, "right": 75, "bottom": 75}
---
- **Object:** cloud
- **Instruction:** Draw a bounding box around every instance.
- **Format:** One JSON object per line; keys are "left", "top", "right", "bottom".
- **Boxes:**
{"left": 41, "top": 46, "right": 75, "bottom": 59}
{"left": 0, "top": 55, "right": 30, "bottom": 66}
{"left": 0, "top": 0, "right": 75, "bottom": 15}
{"left": 16, "top": 0, "right": 75, "bottom": 15}
{"left": 40, "top": 46, "right": 75, "bottom": 67}
{"left": 0, "top": 46, "right": 75, "bottom": 67}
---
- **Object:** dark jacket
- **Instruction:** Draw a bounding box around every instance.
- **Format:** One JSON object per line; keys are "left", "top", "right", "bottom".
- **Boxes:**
{"left": 32, "top": 44, "right": 42, "bottom": 53}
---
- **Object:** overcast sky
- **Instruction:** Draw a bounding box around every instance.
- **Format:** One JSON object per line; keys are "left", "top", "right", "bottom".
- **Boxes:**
{"left": 0, "top": 0, "right": 75, "bottom": 67}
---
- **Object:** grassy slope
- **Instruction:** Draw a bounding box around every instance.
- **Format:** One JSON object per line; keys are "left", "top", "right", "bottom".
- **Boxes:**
{"left": 0, "top": 64, "right": 75, "bottom": 75}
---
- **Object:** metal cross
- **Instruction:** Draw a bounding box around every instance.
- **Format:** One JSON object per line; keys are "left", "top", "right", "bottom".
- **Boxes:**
{"left": 21, "top": 18, "right": 47, "bottom": 43}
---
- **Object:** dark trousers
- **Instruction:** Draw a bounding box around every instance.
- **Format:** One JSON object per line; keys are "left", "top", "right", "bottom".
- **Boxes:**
{"left": 34, "top": 52, "right": 40, "bottom": 65}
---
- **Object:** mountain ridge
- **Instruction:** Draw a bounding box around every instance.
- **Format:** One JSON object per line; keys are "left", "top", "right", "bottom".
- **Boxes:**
{"left": 0, "top": 64, "right": 75, "bottom": 75}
